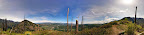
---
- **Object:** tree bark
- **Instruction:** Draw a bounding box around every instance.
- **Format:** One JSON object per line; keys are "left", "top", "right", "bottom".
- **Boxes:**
{"left": 76, "top": 20, "right": 78, "bottom": 33}
{"left": 135, "top": 6, "right": 137, "bottom": 24}
{"left": 67, "top": 8, "right": 69, "bottom": 32}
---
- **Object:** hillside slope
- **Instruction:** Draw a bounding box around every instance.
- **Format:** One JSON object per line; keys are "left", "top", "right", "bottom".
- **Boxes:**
{"left": 78, "top": 18, "right": 143, "bottom": 35}
{"left": 121, "top": 17, "right": 144, "bottom": 25}
{"left": 12, "top": 20, "right": 42, "bottom": 33}
{"left": 0, "top": 19, "right": 19, "bottom": 29}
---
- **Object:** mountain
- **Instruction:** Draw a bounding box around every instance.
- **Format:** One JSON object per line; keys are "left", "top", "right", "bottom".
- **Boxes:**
{"left": 1, "top": 17, "right": 144, "bottom": 34}
{"left": 121, "top": 17, "right": 144, "bottom": 28}
{"left": 78, "top": 17, "right": 143, "bottom": 35}
{"left": 12, "top": 20, "right": 42, "bottom": 33}
{"left": 1, "top": 17, "right": 144, "bottom": 35}
{"left": 121, "top": 17, "right": 144, "bottom": 24}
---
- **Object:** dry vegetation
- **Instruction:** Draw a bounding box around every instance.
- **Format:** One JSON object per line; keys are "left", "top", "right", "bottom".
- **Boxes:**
{"left": 0, "top": 18, "right": 144, "bottom": 35}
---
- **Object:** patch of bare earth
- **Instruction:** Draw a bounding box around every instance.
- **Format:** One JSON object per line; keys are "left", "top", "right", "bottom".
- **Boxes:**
{"left": 111, "top": 25, "right": 125, "bottom": 35}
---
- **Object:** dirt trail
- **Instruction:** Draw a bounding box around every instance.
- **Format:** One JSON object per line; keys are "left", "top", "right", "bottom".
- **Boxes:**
{"left": 111, "top": 25, "right": 124, "bottom": 35}
{"left": 138, "top": 31, "right": 144, "bottom": 35}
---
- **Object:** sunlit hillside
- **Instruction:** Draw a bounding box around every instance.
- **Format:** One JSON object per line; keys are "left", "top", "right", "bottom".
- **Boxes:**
{"left": 0, "top": 17, "right": 144, "bottom": 35}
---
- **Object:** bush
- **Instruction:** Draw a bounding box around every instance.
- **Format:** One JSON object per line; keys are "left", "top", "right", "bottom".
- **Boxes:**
{"left": 125, "top": 22, "right": 137, "bottom": 35}
{"left": 126, "top": 26, "right": 135, "bottom": 35}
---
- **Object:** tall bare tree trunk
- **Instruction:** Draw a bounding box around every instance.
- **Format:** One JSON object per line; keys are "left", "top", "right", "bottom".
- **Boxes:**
{"left": 135, "top": 6, "right": 137, "bottom": 24}
{"left": 81, "top": 16, "right": 84, "bottom": 31}
{"left": 2, "top": 20, "right": 4, "bottom": 31}
{"left": 5, "top": 19, "right": 7, "bottom": 31}
{"left": 71, "top": 17, "right": 73, "bottom": 32}
{"left": 67, "top": 8, "right": 69, "bottom": 32}
{"left": 37, "top": 24, "right": 39, "bottom": 31}
{"left": 76, "top": 20, "right": 78, "bottom": 33}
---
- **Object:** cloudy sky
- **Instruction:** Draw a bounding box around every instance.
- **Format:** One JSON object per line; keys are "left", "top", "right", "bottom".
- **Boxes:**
{"left": 0, "top": 0, "right": 144, "bottom": 24}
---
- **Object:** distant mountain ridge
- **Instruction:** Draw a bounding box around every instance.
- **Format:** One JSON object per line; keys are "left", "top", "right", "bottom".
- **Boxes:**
{"left": 1, "top": 17, "right": 144, "bottom": 33}
{"left": 79, "top": 17, "right": 144, "bottom": 35}
{"left": 121, "top": 17, "right": 144, "bottom": 24}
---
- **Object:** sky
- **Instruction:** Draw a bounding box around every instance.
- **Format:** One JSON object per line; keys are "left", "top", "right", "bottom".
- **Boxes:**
{"left": 0, "top": 0, "right": 144, "bottom": 24}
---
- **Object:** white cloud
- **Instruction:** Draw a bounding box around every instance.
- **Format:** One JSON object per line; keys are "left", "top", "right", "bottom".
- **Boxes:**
{"left": 0, "top": 0, "right": 56, "bottom": 23}
{"left": 84, "top": 16, "right": 119, "bottom": 24}
{"left": 79, "top": 0, "right": 144, "bottom": 24}
{"left": 1, "top": 0, "right": 144, "bottom": 24}
{"left": 26, "top": 16, "right": 50, "bottom": 23}
{"left": 28, "top": 18, "right": 54, "bottom": 23}
{"left": 37, "top": 8, "right": 60, "bottom": 16}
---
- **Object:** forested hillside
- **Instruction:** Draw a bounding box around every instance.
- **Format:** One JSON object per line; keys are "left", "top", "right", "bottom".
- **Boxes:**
{"left": 0, "top": 19, "right": 19, "bottom": 29}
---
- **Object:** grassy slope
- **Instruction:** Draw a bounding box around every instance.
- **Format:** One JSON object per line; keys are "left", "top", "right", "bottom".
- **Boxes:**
{"left": 78, "top": 19, "right": 143, "bottom": 35}
{"left": 0, "top": 18, "right": 143, "bottom": 35}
